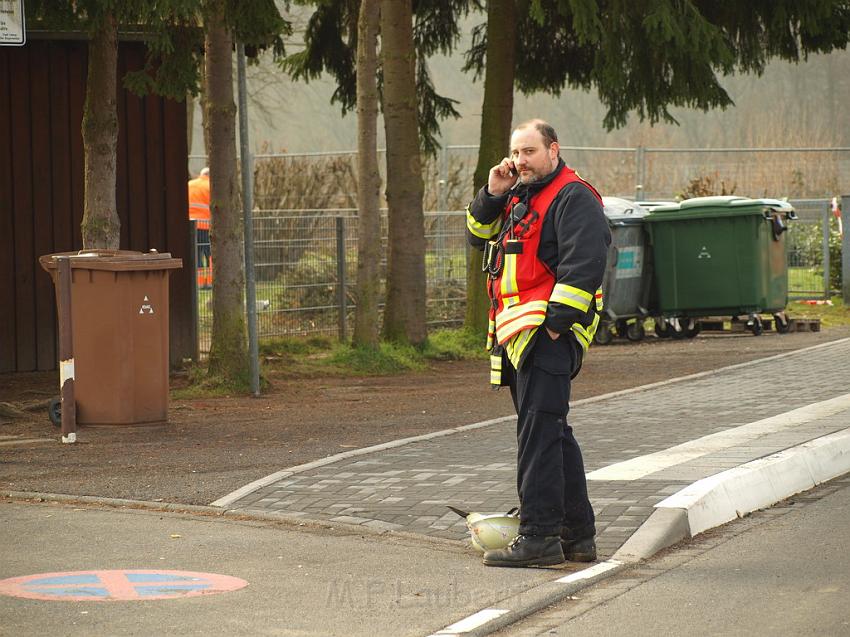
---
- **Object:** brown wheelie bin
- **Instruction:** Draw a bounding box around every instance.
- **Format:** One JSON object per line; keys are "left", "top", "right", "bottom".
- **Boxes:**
{"left": 40, "top": 250, "right": 182, "bottom": 426}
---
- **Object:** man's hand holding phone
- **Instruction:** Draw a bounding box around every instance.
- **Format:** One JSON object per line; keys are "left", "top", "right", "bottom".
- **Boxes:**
{"left": 488, "top": 158, "right": 518, "bottom": 196}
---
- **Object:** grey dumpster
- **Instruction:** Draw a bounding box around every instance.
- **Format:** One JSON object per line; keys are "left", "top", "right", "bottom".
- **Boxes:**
{"left": 595, "top": 197, "right": 652, "bottom": 343}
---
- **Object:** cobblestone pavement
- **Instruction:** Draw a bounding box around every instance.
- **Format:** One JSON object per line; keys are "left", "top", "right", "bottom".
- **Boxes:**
{"left": 227, "top": 340, "right": 850, "bottom": 558}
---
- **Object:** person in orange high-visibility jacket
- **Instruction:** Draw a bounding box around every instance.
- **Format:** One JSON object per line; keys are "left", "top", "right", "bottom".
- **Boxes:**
{"left": 467, "top": 120, "right": 611, "bottom": 568}
{"left": 188, "top": 167, "right": 212, "bottom": 288}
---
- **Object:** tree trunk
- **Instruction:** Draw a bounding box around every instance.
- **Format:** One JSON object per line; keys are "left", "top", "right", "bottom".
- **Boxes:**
{"left": 205, "top": 0, "right": 249, "bottom": 382}
{"left": 352, "top": 0, "right": 382, "bottom": 348}
{"left": 464, "top": 0, "right": 517, "bottom": 334}
{"left": 81, "top": 12, "right": 120, "bottom": 249}
{"left": 380, "top": 0, "right": 426, "bottom": 345}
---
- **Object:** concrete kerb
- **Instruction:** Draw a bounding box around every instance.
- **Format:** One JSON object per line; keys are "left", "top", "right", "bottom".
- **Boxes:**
{"left": 211, "top": 336, "right": 850, "bottom": 509}
{"left": 0, "top": 490, "right": 469, "bottom": 553}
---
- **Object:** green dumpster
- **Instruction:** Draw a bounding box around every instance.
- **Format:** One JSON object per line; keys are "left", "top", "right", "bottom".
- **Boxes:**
{"left": 645, "top": 196, "right": 796, "bottom": 335}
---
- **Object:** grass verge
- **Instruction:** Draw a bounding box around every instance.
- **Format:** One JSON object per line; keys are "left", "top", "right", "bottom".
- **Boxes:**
{"left": 788, "top": 295, "right": 850, "bottom": 328}
{"left": 176, "top": 327, "right": 489, "bottom": 396}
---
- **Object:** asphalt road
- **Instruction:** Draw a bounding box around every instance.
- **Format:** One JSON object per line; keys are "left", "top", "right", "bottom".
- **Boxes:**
{"left": 0, "top": 501, "right": 560, "bottom": 637}
{"left": 496, "top": 475, "right": 850, "bottom": 637}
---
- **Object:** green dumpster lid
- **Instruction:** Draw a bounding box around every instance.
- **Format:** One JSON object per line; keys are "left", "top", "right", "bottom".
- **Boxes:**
{"left": 645, "top": 196, "right": 796, "bottom": 221}
{"left": 679, "top": 195, "right": 747, "bottom": 209}
{"left": 39, "top": 250, "right": 182, "bottom": 272}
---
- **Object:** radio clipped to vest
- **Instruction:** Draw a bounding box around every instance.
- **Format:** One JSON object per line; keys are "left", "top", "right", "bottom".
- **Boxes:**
{"left": 482, "top": 240, "right": 502, "bottom": 275}
{"left": 483, "top": 200, "right": 530, "bottom": 276}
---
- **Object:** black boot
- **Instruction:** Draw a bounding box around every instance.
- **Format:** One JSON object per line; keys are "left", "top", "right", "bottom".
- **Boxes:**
{"left": 482, "top": 535, "right": 564, "bottom": 568}
{"left": 560, "top": 523, "right": 597, "bottom": 562}
{"left": 560, "top": 535, "right": 597, "bottom": 562}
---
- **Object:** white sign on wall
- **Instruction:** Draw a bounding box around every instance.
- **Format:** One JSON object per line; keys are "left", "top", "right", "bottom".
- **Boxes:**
{"left": 0, "top": 0, "right": 25, "bottom": 46}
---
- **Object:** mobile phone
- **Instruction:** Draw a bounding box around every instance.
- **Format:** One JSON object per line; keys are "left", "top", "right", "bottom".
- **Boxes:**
{"left": 508, "top": 161, "right": 517, "bottom": 177}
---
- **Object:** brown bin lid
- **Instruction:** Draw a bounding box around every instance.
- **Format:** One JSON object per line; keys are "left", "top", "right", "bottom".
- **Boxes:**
{"left": 39, "top": 250, "right": 182, "bottom": 273}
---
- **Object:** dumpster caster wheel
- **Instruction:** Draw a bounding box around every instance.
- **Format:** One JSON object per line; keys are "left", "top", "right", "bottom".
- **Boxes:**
{"left": 672, "top": 318, "right": 699, "bottom": 340}
{"left": 594, "top": 323, "right": 614, "bottom": 345}
{"left": 685, "top": 321, "right": 701, "bottom": 339}
{"left": 747, "top": 316, "right": 764, "bottom": 336}
{"left": 49, "top": 397, "right": 61, "bottom": 427}
{"left": 774, "top": 313, "right": 791, "bottom": 334}
{"left": 626, "top": 321, "right": 646, "bottom": 342}
{"left": 654, "top": 319, "right": 671, "bottom": 339}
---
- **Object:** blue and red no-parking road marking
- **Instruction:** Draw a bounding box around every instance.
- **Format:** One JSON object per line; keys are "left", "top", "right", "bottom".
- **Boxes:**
{"left": 0, "top": 570, "right": 248, "bottom": 601}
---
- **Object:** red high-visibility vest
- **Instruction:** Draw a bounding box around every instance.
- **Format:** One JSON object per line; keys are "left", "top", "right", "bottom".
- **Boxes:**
{"left": 488, "top": 165, "right": 603, "bottom": 349}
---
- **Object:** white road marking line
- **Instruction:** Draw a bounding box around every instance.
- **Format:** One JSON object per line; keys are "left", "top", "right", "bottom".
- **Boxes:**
{"left": 427, "top": 608, "right": 510, "bottom": 636}
{"left": 555, "top": 559, "right": 622, "bottom": 584}
{"left": 586, "top": 393, "right": 850, "bottom": 481}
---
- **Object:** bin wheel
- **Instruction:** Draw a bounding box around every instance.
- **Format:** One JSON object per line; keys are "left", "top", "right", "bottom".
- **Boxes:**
{"left": 654, "top": 319, "right": 671, "bottom": 339}
{"left": 615, "top": 319, "right": 629, "bottom": 339}
{"left": 774, "top": 313, "right": 791, "bottom": 334}
{"left": 685, "top": 323, "right": 702, "bottom": 339}
{"left": 672, "top": 318, "right": 699, "bottom": 340}
{"left": 49, "top": 397, "right": 61, "bottom": 427}
{"left": 594, "top": 323, "right": 614, "bottom": 345}
{"left": 748, "top": 316, "right": 764, "bottom": 336}
{"left": 626, "top": 321, "right": 646, "bottom": 342}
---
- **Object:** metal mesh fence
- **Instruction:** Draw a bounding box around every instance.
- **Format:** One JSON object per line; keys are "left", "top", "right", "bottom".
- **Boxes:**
{"left": 195, "top": 209, "right": 469, "bottom": 351}
{"left": 786, "top": 199, "right": 831, "bottom": 299}
{"left": 190, "top": 147, "right": 844, "bottom": 352}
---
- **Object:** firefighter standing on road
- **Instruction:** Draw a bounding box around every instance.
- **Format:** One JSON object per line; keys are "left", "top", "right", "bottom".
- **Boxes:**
{"left": 466, "top": 119, "right": 610, "bottom": 568}
{"left": 188, "top": 167, "right": 212, "bottom": 288}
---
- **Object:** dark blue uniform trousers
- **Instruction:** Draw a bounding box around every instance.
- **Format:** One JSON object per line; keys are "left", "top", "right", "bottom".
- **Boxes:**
{"left": 504, "top": 330, "right": 596, "bottom": 539}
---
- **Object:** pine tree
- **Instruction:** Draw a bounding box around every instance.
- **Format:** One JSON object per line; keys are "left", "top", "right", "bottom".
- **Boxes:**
{"left": 462, "top": 0, "right": 850, "bottom": 330}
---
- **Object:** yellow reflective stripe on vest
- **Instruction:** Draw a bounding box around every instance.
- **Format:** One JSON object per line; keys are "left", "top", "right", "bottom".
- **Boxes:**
{"left": 495, "top": 300, "right": 549, "bottom": 332}
{"left": 500, "top": 251, "right": 519, "bottom": 297}
{"left": 466, "top": 207, "right": 503, "bottom": 239}
{"left": 490, "top": 354, "right": 503, "bottom": 385}
{"left": 502, "top": 294, "right": 520, "bottom": 309}
{"left": 595, "top": 288, "right": 604, "bottom": 312}
{"left": 549, "top": 283, "right": 593, "bottom": 312}
{"left": 486, "top": 317, "right": 496, "bottom": 351}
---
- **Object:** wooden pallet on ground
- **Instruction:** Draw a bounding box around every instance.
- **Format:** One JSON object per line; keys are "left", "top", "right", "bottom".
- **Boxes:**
{"left": 784, "top": 318, "right": 821, "bottom": 332}
{"left": 696, "top": 317, "right": 821, "bottom": 333}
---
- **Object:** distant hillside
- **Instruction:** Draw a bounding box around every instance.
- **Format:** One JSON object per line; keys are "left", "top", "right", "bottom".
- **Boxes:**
{"left": 189, "top": 17, "right": 850, "bottom": 157}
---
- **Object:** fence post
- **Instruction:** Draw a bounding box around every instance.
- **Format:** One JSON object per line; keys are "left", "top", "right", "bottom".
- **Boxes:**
{"left": 237, "top": 43, "right": 260, "bottom": 397}
{"left": 190, "top": 220, "right": 200, "bottom": 363}
{"left": 635, "top": 146, "right": 645, "bottom": 201}
{"left": 842, "top": 195, "right": 850, "bottom": 305}
{"left": 336, "top": 216, "right": 347, "bottom": 342}
{"left": 823, "top": 203, "right": 831, "bottom": 300}
{"left": 438, "top": 145, "right": 449, "bottom": 212}
{"left": 436, "top": 146, "right": 449, "bottom": 281}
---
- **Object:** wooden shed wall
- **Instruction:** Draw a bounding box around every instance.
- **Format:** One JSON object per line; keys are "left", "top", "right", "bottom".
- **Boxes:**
{"left": 0, "top": 38, "right": 194, "bottom": 373}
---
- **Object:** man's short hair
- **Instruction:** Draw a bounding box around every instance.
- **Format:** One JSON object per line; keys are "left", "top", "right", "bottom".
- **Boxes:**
{"left": 200, "top": 167, "right": 210, "bottom": 176}
{"left": 515, "top": 119, "right": 558, "bottom": 148}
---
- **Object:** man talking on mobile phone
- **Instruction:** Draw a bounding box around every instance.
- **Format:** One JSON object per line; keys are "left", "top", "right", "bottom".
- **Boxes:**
{"left": 466, "top": 119, "right": 610, "bottom": 567}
